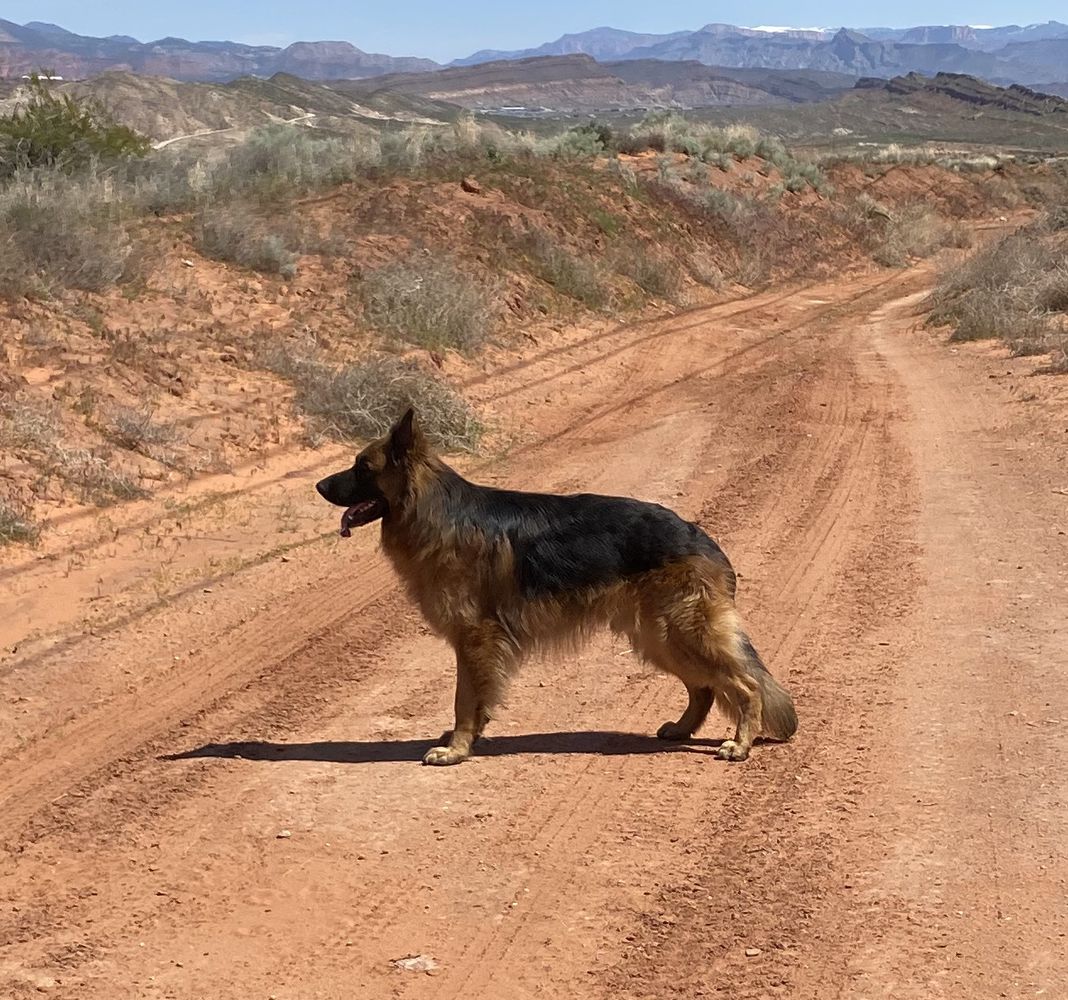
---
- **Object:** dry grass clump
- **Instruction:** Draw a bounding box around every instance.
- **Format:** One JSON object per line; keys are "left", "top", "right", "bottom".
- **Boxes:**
{"left": 195, "top": 206, "right": 299, "bottom": 278}
{"left": 357, "top": 254, "right": 496, "bottom": 353}
{"left": 262, "top": 349, "right": 483, "bottom": 450}
{"left": 867, "top": 202, "right": 961, "bottom": 267}
{"left": 611, "top": 243, "right": 683, "bottom": 302}
{"left": 518, "top": 229, "right": 612, "bottom": 309}
{"left": 0, "top": 169, "right": 132, "bottom": 296}
{"left": 928, "top": 227, "right": 1068, "bottom": 365}
{"left": 0, "top": 398, "right": 148, "bottom": 503}
{"left": 99, "top": 405, "right": 186, "bottom": 468}
{"left": 0, "top": 496, "right": 39, "bottom": 545}
{"left": 685, "top": 247, "right": 726, "bottom": 289}
{"left": 54, "top": 447, "right": 149, "bottom": 503}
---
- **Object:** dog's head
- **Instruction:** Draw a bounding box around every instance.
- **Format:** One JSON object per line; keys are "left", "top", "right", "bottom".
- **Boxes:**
{"left": 315, "top": 408, "right": 425, "bottom": 537}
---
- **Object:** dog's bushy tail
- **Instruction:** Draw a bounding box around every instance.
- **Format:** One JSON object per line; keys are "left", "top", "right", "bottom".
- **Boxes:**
{"left": 740, "top": 633, "right": 797, "bottom": 740}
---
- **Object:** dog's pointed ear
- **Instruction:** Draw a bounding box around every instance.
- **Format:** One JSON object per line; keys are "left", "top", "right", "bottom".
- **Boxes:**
{"left": 387, "top": 407, "right": 418, "bottom": 462}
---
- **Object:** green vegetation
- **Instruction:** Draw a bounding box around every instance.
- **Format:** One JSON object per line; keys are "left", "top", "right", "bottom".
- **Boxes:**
{"left": 0, "top": 73, "right": 149, "bottom": 178}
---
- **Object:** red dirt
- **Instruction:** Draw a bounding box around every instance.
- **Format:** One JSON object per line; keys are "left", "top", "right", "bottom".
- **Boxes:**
{"left": 2, "top": 245, "right": 1067, "bottom": 998}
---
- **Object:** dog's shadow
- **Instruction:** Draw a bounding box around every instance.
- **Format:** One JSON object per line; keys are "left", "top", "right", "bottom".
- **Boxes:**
{"left": 163, "top": 731, "right": 760, "bottom": 765}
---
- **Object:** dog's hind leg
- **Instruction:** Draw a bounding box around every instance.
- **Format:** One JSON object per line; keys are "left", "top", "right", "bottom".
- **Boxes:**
{"left": 423, "top": 623, "right": 514, "bottom": 766}
{"left": 711, "top": 669, "right": 763, "bottom": 762}
{"left": 656, "top": 683, "right": 714, "bottom": 741}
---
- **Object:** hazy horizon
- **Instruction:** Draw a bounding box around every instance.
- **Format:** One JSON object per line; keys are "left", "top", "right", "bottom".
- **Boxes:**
{"left": 6, "top": 3, "right": 1068, "bottom": 62}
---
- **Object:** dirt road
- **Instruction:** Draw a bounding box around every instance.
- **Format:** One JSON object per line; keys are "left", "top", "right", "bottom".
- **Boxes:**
{"left": 2, "top": 254, "right": 1066, "bottom": 999}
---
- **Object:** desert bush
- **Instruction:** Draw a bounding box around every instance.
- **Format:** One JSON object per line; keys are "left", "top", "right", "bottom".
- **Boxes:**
{"left": 0, "top": 497, "right": 39, "bottom": 545}
{"left": 1045, "top": 205, "right": 1068, "bottom": 231}
{"left": 0, "top": 74, "right": 149, "bottom": 179}
{"left": 519, "top": 229, "right": 611, "bottom": 309}
{"left": 547, "top": 124, "right": 610, "bottom": 158}
{"left": 871, "top": 204, "right": 953, "bottom": 267}
{"left": 726, "top": 135, "right": 756, "bottom": 159}
{"left": 606, "top": 156, "right": 639, "bottom": 191}
{"left": 945, "top": 297, "right": 1045, "bottom": 342}
{"left": 209, "top": 125, "right": 371, "bottom": 199}
{"left": 706, "top": 150, "right": 733, "bottom": 172}
{"left": 379, "top": 117, "right": 536, "bottom": 171}
{"left": 783, "top": 161, "right": 832, "bottom": 195}
{"left": 53, "top": 446, "right": 148, "bottom": 503}
{"left": 1035, "top": 266, "right": 1068, "bottom": 312}
{"left": 101, "top": 405, "right": 179, "bottom": 455}
{"left": 263, "top": 350, "right": 482, "bottom": 449}
{"left": 0, "top": 398, "right": 62, "bottom": 453}
{"left": 728, "top": 248, "right": 771, "bottom": 289}
{"left": 358, "top": 254, "right": 496, "bottom": 353}
{"left": 548, "top": 130, "right": 604, "bottom": 159}
{"left": 612, "top": 244, "right": 683, "bottom": 302}
{"left": 195, "top": 206, "right": 298, "bottom": 277}
{"left": 0, "top": 168, "right": 133, "bottom": 296}
{"left": 930, "top": 233, "right": 1044, "bottom": 309}
{"left": 616, "top": 129, "right": 668, "bottom": 156}
{"left": 927, "top": 229, "right": 1067, "bottom": 353}
{"left": 0, "top": 397, "right": 147, "bottom": 502}
{"left": 703, "top": 187, "right": 753, "bottom": 227}
{"left": 686, "top": 247, "right": 725, "bottom": 289}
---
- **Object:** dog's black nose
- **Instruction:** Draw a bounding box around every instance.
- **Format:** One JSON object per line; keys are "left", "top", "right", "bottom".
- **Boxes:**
{"left": 315, "top": 479, "right": 329, "bottom": 499}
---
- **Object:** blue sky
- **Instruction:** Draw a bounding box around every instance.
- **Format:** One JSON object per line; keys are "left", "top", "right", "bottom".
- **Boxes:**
{"left": 7, "top": 2, "right": 1066, "bottom": 62}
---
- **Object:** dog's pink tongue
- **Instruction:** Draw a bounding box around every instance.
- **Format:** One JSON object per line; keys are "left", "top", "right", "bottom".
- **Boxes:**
{"left": 339, "top": 508, "right": 354, "bottom": 538}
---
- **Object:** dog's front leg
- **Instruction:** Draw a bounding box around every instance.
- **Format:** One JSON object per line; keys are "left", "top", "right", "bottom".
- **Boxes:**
{"left": 423, "top": 654, "right": 480, "bottom": 766}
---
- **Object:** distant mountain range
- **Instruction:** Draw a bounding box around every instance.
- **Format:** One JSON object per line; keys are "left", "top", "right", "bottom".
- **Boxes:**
{"left": 0, "top": 19, "right": 436, "bottom": 82}
{"left": 1, "top": 17, "right": 1067, "bottom": 88}
{"left": 461, "top": 23, "right": 1068, "bottom": 86}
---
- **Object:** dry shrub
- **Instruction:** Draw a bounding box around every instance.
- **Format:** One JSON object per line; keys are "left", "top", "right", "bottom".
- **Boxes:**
{"left": 262, "top": 350, "right": 482, "bottom": 450}
{"left": 1, "top": 397, "right": 147, "bottom": 503}
{"left": 0, "top": 496, "right": 39, "bottom": 545}
{"left": 872, "top": 204, "right": 953, "bottom": 267}
{"left": 0, "top": 169, "right": 132, "bottom": 297}
{"left": 358, "top": 254, "right": 496, "bottom": 353}
{"left": 1035, "top": 266, "right": 1068, "bottom": 312}
{"left": 519, "top": 229, "right": 611, "bottom": 309}
{"left": 611, "top": 244, "right": 683, "bottom": 302}
{"left": 52, "top": 447, "right": 148, "bottom": 504}
{"left": 686, "top": 247, "right": 726, "bottom": 289}
{"left": 928, "top": 227, "right": 1068, "bottom": 360}
{"left": 101, "top": 405, "right": 185, "bottom": 467}
{"left": 103, "top": 406, "right": 177, "bottom": 451}
{"left": 195, "top": 206, "right": 298, "bottom": 277}
{"left": 0, "top": 398, "right": 62, "bottom": 453}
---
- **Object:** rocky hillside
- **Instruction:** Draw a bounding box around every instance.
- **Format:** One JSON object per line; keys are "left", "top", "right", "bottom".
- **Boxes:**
{"left": 856, "top": 72, "right": 1068, "bottom": 116}
{"left": 0, "top": 19, "right": 436, "bottom": 82}
{"left": 339, "top": 56, "right": 853, "bottom": 113}
{"left": 0, "top": 72, "right": 458, "bottom": 143}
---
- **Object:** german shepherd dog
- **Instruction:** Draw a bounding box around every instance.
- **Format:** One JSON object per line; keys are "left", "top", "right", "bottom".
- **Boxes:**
{"left": 316, "top": 409, "right": 796, "bottom": 765}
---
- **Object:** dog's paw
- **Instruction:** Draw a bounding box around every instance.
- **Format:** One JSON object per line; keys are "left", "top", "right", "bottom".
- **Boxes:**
{"left": 714, "top": 740, "right": 750, "bottom": 762}
{"left": 656, "top": 721, "right": 691, "bottom": 741}
{"left": 422, "top": 745, "right": 468, "bottom": 766}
